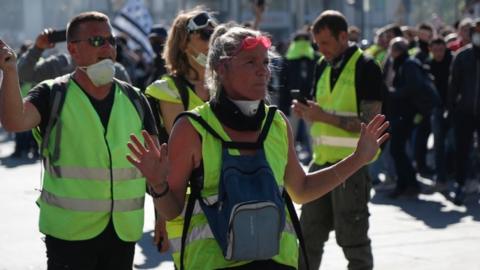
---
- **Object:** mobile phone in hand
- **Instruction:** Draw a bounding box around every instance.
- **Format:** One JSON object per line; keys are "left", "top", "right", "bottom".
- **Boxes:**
{"left": 290, "top": 89, "right": 308, "bottom": 105}
{"left": 48, "top": 29, "right": 67, "bottom": 43}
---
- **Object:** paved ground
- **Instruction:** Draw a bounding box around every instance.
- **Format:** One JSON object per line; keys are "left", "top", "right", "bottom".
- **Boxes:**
{"left": 1, "top": 128, "right": 479, "bottom": 270}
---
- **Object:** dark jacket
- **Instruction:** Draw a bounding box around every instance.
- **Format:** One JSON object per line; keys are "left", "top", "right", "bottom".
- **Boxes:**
{"left": 279, "top": 53, "right": 319, "bottom": 115}
{"left": 427, "top": 50, "right": 452, "bottom": 107}
{"left": 389, "top": 54, "right": 440, "bottom": 116}
{"left": 449, "top": 45, "right": 480, "bottom": 115}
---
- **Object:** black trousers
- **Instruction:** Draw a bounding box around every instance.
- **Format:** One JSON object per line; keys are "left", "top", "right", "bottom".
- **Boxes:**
{"left": 45, "top": 220, "right": 135, "bottom": 270}
{"left": 453, "top": 111, "right": 480, "bottom": 186}
{"left": 390, "top": 115, "right": 418, "bottom": 190}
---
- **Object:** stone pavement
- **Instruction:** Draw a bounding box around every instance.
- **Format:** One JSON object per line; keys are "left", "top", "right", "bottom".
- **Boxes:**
{"left": 1, "top": 128, "right": 479, "bottom": 270}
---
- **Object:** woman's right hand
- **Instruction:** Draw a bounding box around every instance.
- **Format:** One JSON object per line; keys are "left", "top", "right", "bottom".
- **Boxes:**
{"left": 127, "top": 130, "right": 169, "bottom": 186}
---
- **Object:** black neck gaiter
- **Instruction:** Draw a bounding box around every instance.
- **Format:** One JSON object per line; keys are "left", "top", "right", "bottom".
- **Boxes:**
{"left": 210, "top": 91, "right": 265, "bottom": 131}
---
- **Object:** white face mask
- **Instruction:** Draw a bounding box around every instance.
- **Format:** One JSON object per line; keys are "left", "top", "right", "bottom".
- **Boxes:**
{"left": 189, "top": 52, "right": 208, "bottom": 67}
{"left": 472, "top": 33, "right": 480, "bottom": 47}
{"left": 80, "top": 59, "right": 115, "bottom": 87}
{"left": 229, "top": 98, "right": 261, "bottom": 116}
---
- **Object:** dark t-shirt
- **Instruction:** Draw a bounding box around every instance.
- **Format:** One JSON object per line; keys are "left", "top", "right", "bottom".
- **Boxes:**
{"left": 25, "top": 79, "right": 157, "bottom": 136}
{"left": 314, "top": 45, "right": 385, "bottom": 110}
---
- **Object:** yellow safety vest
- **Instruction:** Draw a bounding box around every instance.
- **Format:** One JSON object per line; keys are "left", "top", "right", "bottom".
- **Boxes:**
{"left": 146, "top": 74, "right": 207, "bottom": 262}
{"left": 37, "top": 79, "right": 146, "bottom": 241}
{"left": 311, "top": 49, "right": 363, "bottom": 165}
{"left": 169, "top": 103, "right": 298, "bottom": 269}
{"left": 145, "top": 74, "right": 205, "bottom": 109}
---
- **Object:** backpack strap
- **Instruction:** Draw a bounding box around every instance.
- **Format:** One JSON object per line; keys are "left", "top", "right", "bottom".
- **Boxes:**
{"left": 114, "top": 78, "right": 144, "bottom": 127}
{"left": 176, "top": 106, "right": 278, "bottom": 150}
{"left": 169, "top": 75, "right": 190, "bottom": 111}
{"left": 180, "top": 163, "right": 204, "bottom": 270}
{"left": 283, "top": 191, "right": 310, "bottom": 270}
{"left": 146, "top": 95, "right": 169, "bottom": 143}
{"left": 40, "top": 74, "right": 70, "bottom": 157}
{"left": 146, "top": 74, "right": 191, "bottom": 143}
{"left": 256, "top": 106, "right": 277, "bottom": 144}
{"left": 175, "top": 111, "right": 226, "bottom": 142}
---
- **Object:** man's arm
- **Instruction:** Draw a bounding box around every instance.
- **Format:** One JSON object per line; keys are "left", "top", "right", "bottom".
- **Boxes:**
{"left": 17, "top": 29, "right": 57, "bottom": 84}
{"left": 0, "top": 40, "right": 41, "bottom": 132}
{"left": 17, "top": 46, "right": 44, "bottom": 83}
{"left": 291, "top": 98, "right": 381, "bottom": 133}
{"left": 447, "top": 54, "right": 461, "bottom": 112}
{"left": 359, "top": 100, "right": 382, "bottom": 123}
{"left": 292, "top": 101, "right": 362, "bottom": 132}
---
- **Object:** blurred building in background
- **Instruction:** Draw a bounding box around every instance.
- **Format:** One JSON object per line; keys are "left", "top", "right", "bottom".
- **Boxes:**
{"left": 0, "top": 0, "right": 476, "bottom": 50}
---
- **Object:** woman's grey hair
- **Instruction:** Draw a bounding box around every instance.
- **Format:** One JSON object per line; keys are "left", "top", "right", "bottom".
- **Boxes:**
{"left": 205, "top": 23, "right": 278, "bottom": 100}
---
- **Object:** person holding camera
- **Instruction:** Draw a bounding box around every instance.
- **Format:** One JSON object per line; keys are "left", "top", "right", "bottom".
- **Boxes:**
{"left": 17, "top": 27, "right": 131, "bottom": 86}
{"left": 0, "top": 11, "right": 157, "bottom": 269}
{"left": 292, "top": 10, "right": 385, "bottom": 270}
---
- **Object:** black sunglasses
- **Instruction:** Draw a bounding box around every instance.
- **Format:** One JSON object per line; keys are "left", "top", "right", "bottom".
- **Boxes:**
{"left": 71, "top": 36, "right": 116, "bottom": 47}
{"left": 194, "top": 29, "right": 214, "bottom": 41}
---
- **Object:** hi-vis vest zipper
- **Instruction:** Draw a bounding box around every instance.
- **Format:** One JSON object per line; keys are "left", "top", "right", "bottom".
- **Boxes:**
{"left": 37, "top": 79, "right": 146, "bottom": 241}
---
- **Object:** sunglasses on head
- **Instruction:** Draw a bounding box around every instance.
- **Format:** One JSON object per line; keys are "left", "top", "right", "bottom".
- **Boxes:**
{"left": 187, "top": 12, "right": 215, "bottom": 33}
{"left": 233, "top": 35, "right": 271, "bottom": 55}
{"left": 71, "top": 36, "right": 116, "bottom": 47}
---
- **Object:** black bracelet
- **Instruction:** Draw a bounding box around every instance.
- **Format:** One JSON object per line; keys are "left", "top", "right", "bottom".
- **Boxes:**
{"left": 149, "top": 182, "right": 169, "bottom": 198}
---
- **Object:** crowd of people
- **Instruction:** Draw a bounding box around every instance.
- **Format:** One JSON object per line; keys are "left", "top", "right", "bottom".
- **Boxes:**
{"left": 0, "top": 4, "right": 478, "bottom": 270}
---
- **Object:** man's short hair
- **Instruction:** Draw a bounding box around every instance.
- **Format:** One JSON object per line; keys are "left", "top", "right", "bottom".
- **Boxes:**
{"left": 430, "top": 37, "right": 446, "bottom": 46}
{"left": 418, "top": 22, "right": 434, "bottom": 33}
{"left": 311, "top": 10, "right": 348, "bottom": 39}
{"left": 66, "top": 11, "right": 110, "bottom": 42}
{"left": 384, "top": 23, "right": 403, "bottom": 38}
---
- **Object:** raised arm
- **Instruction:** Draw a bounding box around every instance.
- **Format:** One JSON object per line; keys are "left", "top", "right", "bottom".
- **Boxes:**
{"left": 127, "top": 116, "right": 200, "bottom": 220}
{"left": 0, "top": 40, "right": 41, "bottom": 132}
{"left": 284, "top": 113, "right": 389, "bottom": 204}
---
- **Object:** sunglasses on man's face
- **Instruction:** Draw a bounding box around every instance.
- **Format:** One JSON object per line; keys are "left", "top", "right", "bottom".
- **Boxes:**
{"left": 71, "top": 36, "right": 116, "bottom": 48}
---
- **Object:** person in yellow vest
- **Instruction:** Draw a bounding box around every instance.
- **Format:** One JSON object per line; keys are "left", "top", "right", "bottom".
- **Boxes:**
{"left": 292, "top": 10, "right": 385, "bottom": 270}
{"left": 126, "top": 24, "right": 389, "bottom": 269}
{"left": 0, "top": 11, "right": 157, "bottom": 270}
{"left": 144, "top": 7, "right": 216, "bottom": 254}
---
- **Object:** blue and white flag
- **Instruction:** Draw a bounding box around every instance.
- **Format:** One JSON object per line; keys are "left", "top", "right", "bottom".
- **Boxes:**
{"left": 112, "top": 0, "right": 154, "bottom": 60}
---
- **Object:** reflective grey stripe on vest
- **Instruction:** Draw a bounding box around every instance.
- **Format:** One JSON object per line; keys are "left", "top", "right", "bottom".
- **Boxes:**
{"left": 169, "top": 218, "right": 296, "bottom": 253}
{"left": 323, "top": 109, "right": 357, "bottom": 117}
{"left": 312, "top": 135, "right": 358, "bottom": 148}
{"left": 45, "top": 159, "right": 143, "bottom": 181}
{"left": 40, "top": 189, "right": 144, "bottom": 212}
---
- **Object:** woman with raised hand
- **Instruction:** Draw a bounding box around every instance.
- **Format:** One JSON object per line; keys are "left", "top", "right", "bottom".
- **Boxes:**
{"left": 129, "top": 24, "right": 389, "bottom": 270}
{"left": 144, "top": 7, "right": 216, "bottom": 255}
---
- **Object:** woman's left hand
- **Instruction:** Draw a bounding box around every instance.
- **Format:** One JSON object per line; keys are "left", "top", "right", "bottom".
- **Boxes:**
{"left": 354, "top": 114, "right": 390, "bottom": 164}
